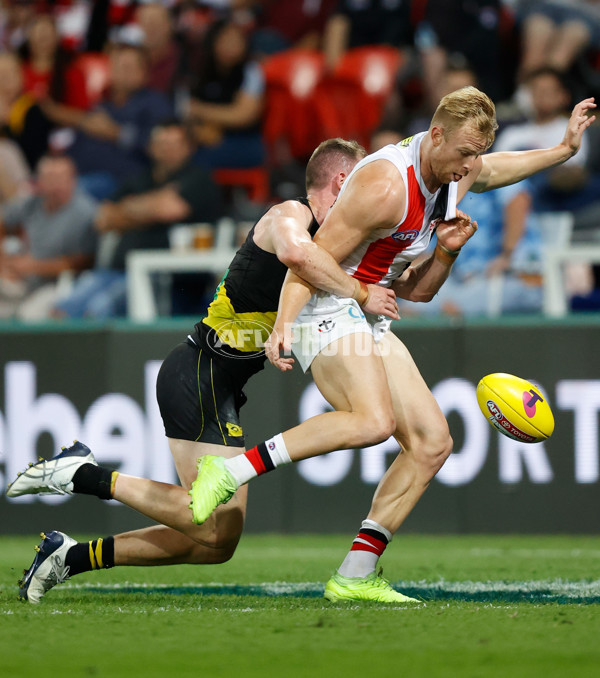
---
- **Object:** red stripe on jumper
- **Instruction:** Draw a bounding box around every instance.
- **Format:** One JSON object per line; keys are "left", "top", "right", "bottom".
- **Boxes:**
{"left": 245, "top": 446, "right": 267, "bottom": 475}
{"left": 353, "top": 165, "right": 426, "bottom": 284}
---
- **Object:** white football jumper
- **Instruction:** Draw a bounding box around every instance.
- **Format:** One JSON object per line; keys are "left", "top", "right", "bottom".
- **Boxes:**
{"left": 292, "top": 133, "right": 459, "bottom": 372}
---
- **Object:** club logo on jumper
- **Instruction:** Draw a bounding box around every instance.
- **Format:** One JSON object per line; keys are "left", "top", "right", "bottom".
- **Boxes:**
{"left": 226, "top": 422, "right": 243, "bottom": 437}
{"left": 391, "top": 229, "right": 419, "bottom": 243}
{"left": 268, "top": 441, "right": 276, "bottom": 450}
{"left": 318, "top": 318, "right": 335, "bottom": 333}
{"left": 206, "top": 318, "right": 275, "bottom": 359}
{"left": 523, "top": 389, "right": 544, "bottom": 418}
{"left": 485, "top": 399, "right": 537, "bottom": 443}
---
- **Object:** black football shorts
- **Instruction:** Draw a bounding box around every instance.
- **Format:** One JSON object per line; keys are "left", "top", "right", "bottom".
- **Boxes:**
{"left": 156, "top": 338, "right": 250, "bottom": 447}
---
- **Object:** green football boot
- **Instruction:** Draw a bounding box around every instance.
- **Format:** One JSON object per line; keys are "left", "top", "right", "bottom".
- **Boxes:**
{"left": 188, "top": 455, "right": 238, "bottom": 524}
{"left": 324, "top": 570, "right": 420, "bottom": 604}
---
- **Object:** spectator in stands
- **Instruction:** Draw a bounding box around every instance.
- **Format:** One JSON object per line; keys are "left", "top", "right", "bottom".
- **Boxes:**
{"left": 58, "top": 43, "right": 174, "bottom": 201}
{"left": 0, "top": 155, "right": 97, "bottom": 321}
{"left": 0, "top": 0, "right": 36, "bottom": 51}
{"left": 84, "top": 0, "right": 138, "bottom": 52}
{"left": 370, "top": 127, "right": 403, "bottom": 153}
{"left": 515, "top": 0, "right": 600, "bottom": 82}
{"left": 380, "top": 55, "right": 482, "bottom": 146}
{"left": 0, "top": 51, "right": 53, "bottom": 170}
{"left": 322, "top": 0, "right": 414, "bottom": 72}
{"left": 54, "top": 120, "right": 222, "bottom": 320}
{"left": 19, "top": 13, "right": 89, "bottom": 109}
{"left": 250, "top": 0, "right": 337, "bottom": 55}
{"left": 0, "top": 138, "right": 31, "bottom": 204}
{"left": 398, "top": 182, "right": 547, "bottom": 318}
{"left": 186, "top": 17, "right": 265, "bottom": 169}
{"left": 493, "top": 67, "right": 599, "bottom": 215}
{"left": 414, "top": 0, "right": 507, "bottom": 106}
{"left": 135, "top": 2, "right": 182, "bottom": 97}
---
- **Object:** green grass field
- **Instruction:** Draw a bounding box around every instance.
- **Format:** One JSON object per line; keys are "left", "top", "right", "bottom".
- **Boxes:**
{"left": 1, "top": 534, "right": 600, "bottom": 678}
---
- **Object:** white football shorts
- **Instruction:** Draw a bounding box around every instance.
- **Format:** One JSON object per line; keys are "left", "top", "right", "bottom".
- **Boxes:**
{"left": 290, "top": 291, "right": 392, "bottom": 372}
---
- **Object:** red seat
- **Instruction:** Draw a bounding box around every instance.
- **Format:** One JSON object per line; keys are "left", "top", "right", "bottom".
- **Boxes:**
{"left": 213, "top": 167, "right": 269, "bottom": 203}
{"left": 331, "top": 46, "right": 403, "bottom": 146}
{"left": 70, "top": 52, "right": 110, "bottom": 108}
{"left": 262, "top": 49, "right": 339, "bottom": 161}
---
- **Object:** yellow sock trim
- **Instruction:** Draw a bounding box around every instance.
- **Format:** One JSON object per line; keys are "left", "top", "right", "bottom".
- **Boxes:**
{"left": 89, "top": 541, "right": 97, "bottom": 570}
{"left": 94, "top": 538, "right": 104, "bottom": 570}
{"left": 110, "top": 471, "right": 119, "bottom": 497}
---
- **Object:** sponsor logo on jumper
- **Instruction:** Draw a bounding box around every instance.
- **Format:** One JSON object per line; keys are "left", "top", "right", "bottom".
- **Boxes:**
{"left": 523, "top": 389, "right": 544, "bottom": 418}
{"left": 268, "top": 441, "right": 275, "bottom": 450}
{"left": 391, "top": 229, "right": 419, "bottom": 243}
{"left": 348, "top": 306, "right": 364, "bottom": 320}
{"left": 318, "top": 318, "right": 335, "bottom": 333}
{"left": 486, "top": 399, "right": 537, "bottom": 443}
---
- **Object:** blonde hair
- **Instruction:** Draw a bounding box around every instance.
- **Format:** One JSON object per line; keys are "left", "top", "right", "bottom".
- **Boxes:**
{"left": 430, "top": 86, "right": 498, "bottom": 149}
{"left": 305, "top": 138, "right": 366, "bottom": 191}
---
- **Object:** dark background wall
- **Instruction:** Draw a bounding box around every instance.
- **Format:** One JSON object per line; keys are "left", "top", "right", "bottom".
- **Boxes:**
{"left": 1, "top": 317, "right": 599, "bottom": 535}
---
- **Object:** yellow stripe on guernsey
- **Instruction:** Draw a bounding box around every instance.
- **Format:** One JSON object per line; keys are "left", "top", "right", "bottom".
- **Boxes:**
{"left": 203, "top": 281, "right": 276, "bottom": 353}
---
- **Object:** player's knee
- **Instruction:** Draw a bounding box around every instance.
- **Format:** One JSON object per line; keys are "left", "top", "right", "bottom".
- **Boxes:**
{"left": 187, "top": 529, "right": 242, "bottom": 564}
{"left": 354, "top": 410, "right": 395, "bottom": 447}
{"left": 419, "top": 430, "right": 453, "bottom": 478}
{"left": 196, "top": 541, "right": 238, "bottom": 565}
{"left": 372, "top": 412, "right": 397, "bottom": 444}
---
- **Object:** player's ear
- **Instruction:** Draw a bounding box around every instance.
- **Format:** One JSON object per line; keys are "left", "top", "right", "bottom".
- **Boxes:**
{"left": 336, "top": 172, "right": 346, "bottom": 189}
{"left": 431, "top": 126, "right": 444, "bottom": 147}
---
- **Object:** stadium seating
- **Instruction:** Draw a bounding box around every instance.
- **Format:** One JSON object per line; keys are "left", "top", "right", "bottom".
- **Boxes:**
{"left": 261, "top": 46, "right": 403, "bottom": 160}
{"left": 329, "top": 46, "right": 403, "bottom": 147}
{"left": 262, "top": 48, "right": 338, "bottom": 162}
{"left": 213, "top": 167, "right": 270, "bottom": 204}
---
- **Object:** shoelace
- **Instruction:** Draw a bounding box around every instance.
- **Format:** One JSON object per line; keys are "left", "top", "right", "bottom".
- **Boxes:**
{"left": 373, "top": 569, "right": 395, "bottom": 590}
{"left": 42, "top": 562, "right": 71, "bottom": 592}
{"left": 40, "top": 484, "right": 69, "bottom": 496}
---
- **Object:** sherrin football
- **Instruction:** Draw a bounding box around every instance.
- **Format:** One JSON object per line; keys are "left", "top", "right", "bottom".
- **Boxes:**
{"left": 476, "top": 373, "right": 554, "bottom": 443}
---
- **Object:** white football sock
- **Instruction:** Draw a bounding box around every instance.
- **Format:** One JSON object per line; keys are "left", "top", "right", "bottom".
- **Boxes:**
{"left": 337, "top": 519, "right": 393, "bottom": 578}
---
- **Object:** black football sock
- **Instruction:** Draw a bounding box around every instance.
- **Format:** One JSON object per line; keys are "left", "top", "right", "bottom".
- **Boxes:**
{"left": 72, "top": 464, "right": 117, "bottom": 500}
{"left": 65, "top": 537, "right": 115, "bottom": 576}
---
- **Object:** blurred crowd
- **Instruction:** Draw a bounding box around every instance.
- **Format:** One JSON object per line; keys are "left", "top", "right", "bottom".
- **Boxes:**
{"left": 0, "top": 0, "right": 599, "bottom": 321}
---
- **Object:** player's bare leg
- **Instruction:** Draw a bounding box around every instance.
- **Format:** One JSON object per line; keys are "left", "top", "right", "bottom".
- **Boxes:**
{"left": 365, "top": 332, "right": 452, "bottom": 532}
{"left": 12, "top": 439, "right": 248, "bottom": 602}
{"left": 188, "top": 333, "right": 397, "bottom": 525}
{"left": 112, "top": 439, "right": 248, "bottom": 565}
{"left": 323, "top": 332, "right": 450, "bottom": 602}
{"left": 285, "top": 332, "right": 396, "bottom": 456}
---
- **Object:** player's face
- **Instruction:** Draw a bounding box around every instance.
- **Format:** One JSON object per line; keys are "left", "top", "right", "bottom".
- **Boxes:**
{"left": 432, "top": 124, "right": 488, "bottom": 184}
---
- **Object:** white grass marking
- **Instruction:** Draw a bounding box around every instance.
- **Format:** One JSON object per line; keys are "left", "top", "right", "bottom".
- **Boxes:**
{"left": 469, "top": 548, "right": 600, "bottom": 558}
{"left": 2, "top": 579, "right": 599, "bottom": 606}
{"left": 1, "top": 578, "right": 593, "bottom": 598}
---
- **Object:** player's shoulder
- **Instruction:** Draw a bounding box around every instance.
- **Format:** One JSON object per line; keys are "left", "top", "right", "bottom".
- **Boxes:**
{"left": 255, "top": 198, "right": 313, "bottom": 247}
{"left": 260, "top": 199, "right": 313, "bottom": 231}
{"left": 346, "top": 159, "right": 405, "bottom": 206}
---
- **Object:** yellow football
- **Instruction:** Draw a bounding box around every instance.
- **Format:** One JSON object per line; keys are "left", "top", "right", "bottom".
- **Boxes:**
{"left": 476, "top": 373, "right": 555, "bottom": 443}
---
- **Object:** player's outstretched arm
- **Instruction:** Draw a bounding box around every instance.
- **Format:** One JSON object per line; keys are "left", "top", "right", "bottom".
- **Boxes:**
{"left": 392, "top": 211, "right": 477, "bottom": 301}
{"left": 470, "top": 97, "right": 596, "bottom": 194}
